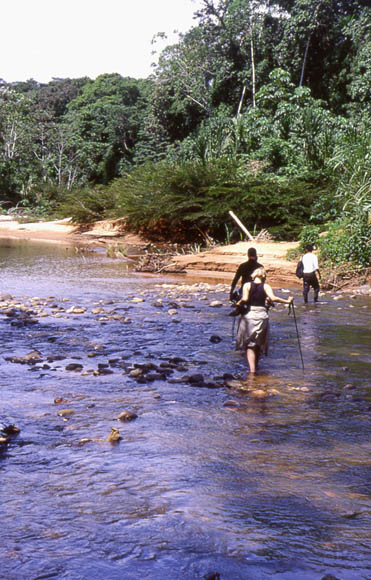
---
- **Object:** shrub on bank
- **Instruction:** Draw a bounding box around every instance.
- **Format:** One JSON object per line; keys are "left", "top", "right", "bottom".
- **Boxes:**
{"left": 319, "top": 220, "right": 370, "bottom": 268}
{"left": 58, "top": 185, "right": 119, "bottom": 223}
{"left": 107, "top": 159, "right": 328, "bottom": 242}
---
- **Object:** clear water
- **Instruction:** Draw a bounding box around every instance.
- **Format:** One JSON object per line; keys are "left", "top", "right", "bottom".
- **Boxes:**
{"left": 0, "top": 239, "right": 370, "bottom": 580}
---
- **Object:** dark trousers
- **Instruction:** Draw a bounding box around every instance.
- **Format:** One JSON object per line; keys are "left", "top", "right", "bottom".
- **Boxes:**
{"left": 303, "top": 272, "right": 319, "bottom": 303}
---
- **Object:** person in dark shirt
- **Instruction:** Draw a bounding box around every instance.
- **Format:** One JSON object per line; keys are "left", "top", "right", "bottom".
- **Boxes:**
{"left": 229, "top": 247, "right": 263, "bottom": 302}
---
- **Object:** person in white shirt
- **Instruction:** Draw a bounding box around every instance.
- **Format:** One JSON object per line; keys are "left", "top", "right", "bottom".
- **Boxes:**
{"left": 302, "top": 244, "right": 321, "bottom": 303}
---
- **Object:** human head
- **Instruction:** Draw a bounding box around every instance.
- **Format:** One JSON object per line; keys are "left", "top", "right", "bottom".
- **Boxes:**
{"left": 305, "top": 244, "right": 314, "bottom": 252}
{"left": 251, "top": 267, "right": 266, "bottom": 281}
{"left": 247, "top": 247, "right": 257, "bottom": 259}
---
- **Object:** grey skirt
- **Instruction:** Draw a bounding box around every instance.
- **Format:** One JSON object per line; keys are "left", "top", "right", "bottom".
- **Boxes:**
{"left": 235, "top": 306, "right": 269, "bottom": 353}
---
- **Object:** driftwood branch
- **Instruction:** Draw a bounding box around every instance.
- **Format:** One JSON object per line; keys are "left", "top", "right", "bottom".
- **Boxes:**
{"left": 228, "top": 210, "right": 254, "bottom": 241}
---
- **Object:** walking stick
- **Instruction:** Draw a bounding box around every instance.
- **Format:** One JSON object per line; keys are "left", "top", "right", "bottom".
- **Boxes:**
{"left": 288, "top": 301, "right": 305, "bottom": 371}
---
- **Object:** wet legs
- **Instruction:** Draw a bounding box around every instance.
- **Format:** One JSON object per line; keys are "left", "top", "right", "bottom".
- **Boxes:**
{"left": 247, "top": 346, "right": 260, "bottom": 374}
{"left": 303, "top": 273, "right": 320, "bottom": 303}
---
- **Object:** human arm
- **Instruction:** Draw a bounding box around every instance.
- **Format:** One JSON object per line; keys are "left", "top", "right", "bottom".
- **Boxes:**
{"left": 264, "top": 283, "right": 294, "bottom": 304}
{"left": 230, "top": 265, "right": 242, "bottom": 299}
{"left": 313, "top": 254, "right": 321, "bottom": 279}
{"left": 236, "top": 282, "right": 251, "bottom": 304}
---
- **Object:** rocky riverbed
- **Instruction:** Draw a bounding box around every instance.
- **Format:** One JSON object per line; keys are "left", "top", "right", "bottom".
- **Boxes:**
{"left": 1, "top": 247, "right": 370, "bottom": 579}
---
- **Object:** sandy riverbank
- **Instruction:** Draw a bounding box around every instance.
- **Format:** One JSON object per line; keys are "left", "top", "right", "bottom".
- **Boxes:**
{"left": 0, "top": 216, "right": 149, "bottom": 249}
{"left": 0, "top": 216, "right": 300, "bottom": 286}
{"left": 0, "top": 216, "right": 329, "bottom": 291}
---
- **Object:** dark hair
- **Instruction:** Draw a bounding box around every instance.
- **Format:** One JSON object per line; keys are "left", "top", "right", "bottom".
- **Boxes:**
{"left": 247, "top": 247, "right": 257, "bottom": 258}
{"left": 305, "top": 244, "right": 314, "bottom": 252}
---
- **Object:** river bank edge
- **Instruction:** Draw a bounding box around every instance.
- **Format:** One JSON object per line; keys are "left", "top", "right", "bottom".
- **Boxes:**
{"left": 0, "top": 216, "right": 369, "bottom": 294}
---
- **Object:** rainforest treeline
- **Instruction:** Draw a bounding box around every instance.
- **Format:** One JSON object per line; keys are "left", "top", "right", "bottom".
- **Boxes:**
{"left": 0, "top": 0, "right": 369, "bottom": 265}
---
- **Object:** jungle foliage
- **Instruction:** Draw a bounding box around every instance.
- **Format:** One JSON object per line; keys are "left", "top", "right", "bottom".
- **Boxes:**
{"left": 0, "top": 0, "right": 370, "bottom": 266}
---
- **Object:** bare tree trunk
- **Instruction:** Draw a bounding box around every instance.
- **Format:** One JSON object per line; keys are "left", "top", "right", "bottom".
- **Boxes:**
{"left": 299, "top": 35, "right": 311, "bottom": 87}
{"left": 237, "top": 84, "right": 247, "bottom": 118}
{"left": 250, "top": 18, "right": 256, "bottom": 107}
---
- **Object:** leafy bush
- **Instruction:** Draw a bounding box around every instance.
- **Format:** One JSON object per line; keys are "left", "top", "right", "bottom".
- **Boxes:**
{"left": 107, "top": 159, "right": 329, "bottom": 242}
{"left": 319, "top": 220, "right": 370, "bottom": 268}
{"left": 58, "top": 185, "right": 119, "bottom": 223}
{"left": 298, "top": 225, "right": 322, "bottom": 251}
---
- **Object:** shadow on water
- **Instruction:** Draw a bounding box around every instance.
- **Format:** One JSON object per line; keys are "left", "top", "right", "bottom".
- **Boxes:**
{"left": 0, "top": 239, "right": 370, "bottom": 579}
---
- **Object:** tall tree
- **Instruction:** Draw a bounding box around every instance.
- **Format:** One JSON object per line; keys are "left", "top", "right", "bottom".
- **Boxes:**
{"left": 65, "top": 74, "right": 149, "bottom": 182}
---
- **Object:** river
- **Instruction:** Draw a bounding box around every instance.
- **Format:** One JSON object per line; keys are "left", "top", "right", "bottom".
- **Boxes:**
{"left": 0, "top": 239, "right": 370, "bottom": 580}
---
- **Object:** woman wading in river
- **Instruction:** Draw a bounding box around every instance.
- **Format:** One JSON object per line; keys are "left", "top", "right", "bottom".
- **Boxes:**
{"left": 236, "top": 268, "right": 294, "bottom": 374}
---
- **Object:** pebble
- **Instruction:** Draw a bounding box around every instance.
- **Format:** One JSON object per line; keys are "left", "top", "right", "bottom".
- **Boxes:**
{"left": 66, "top": 306, "right": 86, "bottom": 314}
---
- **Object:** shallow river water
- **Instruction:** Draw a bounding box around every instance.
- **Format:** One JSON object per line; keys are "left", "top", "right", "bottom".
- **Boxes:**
{"left": 0, "top": 240, "right": 370, "bottom": 580}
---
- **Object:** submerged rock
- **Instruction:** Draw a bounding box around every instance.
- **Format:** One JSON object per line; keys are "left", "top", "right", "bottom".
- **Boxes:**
{"left": 186, "top": 373, "right": 205, "bottom": 384}
{"left": 250, "top": 389, "right": 269, "bottom": 399}
{"left": 65, "top": 363, "right": 83, "bottom": 372}
{"left": 57, "top": 409, "right": 75, "bottom": 417}
{"left": 93, "top": 368, "right": 113, "bottom": 376}
{"left": 117, "top": 410, "right": 138, "bottom": 422}
{"left": 5, "top": 349, "right": 43, "bottom": 365}
{"left": 225, "top": 379, "right": 245, "bottom": 389}
{"left": 223, "top": 399, "right": 240, "bottom": 407}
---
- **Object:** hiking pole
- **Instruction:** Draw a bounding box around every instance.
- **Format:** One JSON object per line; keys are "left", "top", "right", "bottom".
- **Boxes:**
{"left": 288, "top": 301, "right": 304, "bottom": 371}
{"left": 232, "top": 315, "right": 236, "bottom": 343}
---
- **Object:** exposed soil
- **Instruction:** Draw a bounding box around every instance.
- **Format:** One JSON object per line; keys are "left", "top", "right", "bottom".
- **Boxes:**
{"left": 169, "top": 240, "right": 301, "bottom": 287}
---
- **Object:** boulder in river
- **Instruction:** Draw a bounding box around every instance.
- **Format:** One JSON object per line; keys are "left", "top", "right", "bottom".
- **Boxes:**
{"left": 107, "top": 427, "right": 122, "bottom": 443}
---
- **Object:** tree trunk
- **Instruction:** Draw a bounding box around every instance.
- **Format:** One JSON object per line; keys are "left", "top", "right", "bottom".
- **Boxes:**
{"left": 250, "top": 18, "right": 256, "bottom": 107}
{"left": 237, "top": 84, "right": 247, "bottom": 118}
{"left": 299, "top": 35, "right": 311, "bottom": 87}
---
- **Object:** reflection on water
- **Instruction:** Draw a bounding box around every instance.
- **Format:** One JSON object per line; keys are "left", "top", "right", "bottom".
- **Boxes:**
{"left": 0, "top": 239, "right": 370, "bottom": 580}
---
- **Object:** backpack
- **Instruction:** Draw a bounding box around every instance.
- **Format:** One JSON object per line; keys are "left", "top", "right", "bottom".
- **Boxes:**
{"left": 296, "top": 259, "right": 304, "bottom": 279}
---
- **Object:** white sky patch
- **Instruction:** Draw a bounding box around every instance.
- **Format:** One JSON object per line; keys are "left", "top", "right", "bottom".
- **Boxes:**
{"left": 1, "top": 0, "right": 203, "bottom": 83}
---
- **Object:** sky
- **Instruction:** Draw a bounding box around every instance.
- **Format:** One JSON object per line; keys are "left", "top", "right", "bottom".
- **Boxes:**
{"left": 1, "top": 0, "right": 203, "bottom": 84}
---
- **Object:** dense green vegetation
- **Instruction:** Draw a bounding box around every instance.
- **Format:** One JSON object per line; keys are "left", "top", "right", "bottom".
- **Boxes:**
{"left": 0, "top": 0, "right": 369, "bottom": 266}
